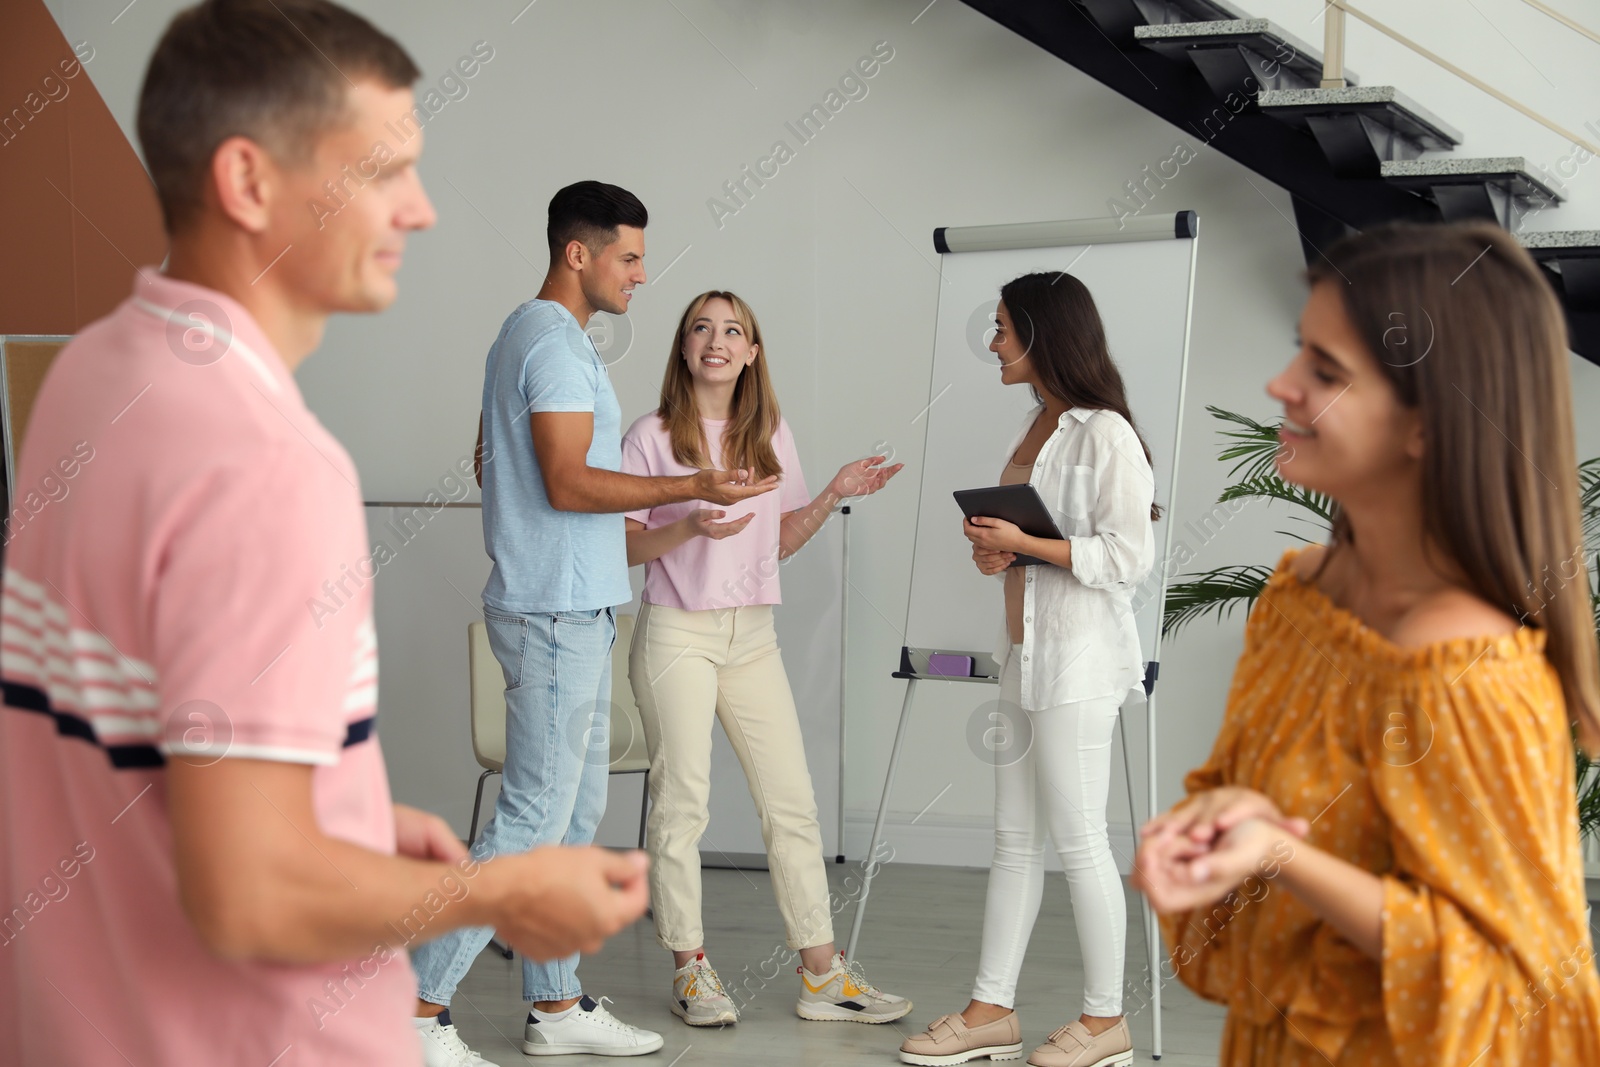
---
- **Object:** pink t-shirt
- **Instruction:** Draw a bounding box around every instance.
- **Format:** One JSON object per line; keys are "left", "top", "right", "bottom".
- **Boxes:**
{"left": 0, "top": 270, "right": 418, "bottom": 1066}
{"left": 621, "top": 413, "right": 810, "bottom": 610}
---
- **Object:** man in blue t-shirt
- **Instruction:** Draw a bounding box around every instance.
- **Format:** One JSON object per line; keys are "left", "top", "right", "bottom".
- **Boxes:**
{"left": 413, "top": 181, "right": 774, "bottom": 1066}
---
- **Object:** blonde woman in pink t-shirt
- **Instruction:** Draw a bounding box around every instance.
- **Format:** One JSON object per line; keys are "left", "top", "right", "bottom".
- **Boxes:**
{"left": 621, "top": 290, "right": 905, "bottom": 1030}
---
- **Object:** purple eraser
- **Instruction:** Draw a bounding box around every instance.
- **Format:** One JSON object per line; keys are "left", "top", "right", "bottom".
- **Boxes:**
{"left": 928, "top": 654, "right": 974, "bottom": 678}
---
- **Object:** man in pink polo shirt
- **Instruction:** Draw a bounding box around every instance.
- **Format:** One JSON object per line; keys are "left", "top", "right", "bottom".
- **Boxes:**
{"left": 0, "top": 3, "right": 647, "bottom": 1065}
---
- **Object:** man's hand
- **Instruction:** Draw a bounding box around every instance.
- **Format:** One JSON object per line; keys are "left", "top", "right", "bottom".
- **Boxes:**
{"left": 692, "top": 468, "right": 779, "bottom": 506}
{"left": 394, "top": 804, "right": 468, "bottom": 865}
{"left": 488, "top": 847, "right": 650, "bottom": 960}
{"left": 684, "top": 508, "right": 754, "bottom": 540}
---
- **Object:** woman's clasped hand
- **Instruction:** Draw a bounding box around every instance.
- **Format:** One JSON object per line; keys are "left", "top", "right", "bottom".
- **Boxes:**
{"left": 1132, "top": 787, "right": 1309, "bottom": 913}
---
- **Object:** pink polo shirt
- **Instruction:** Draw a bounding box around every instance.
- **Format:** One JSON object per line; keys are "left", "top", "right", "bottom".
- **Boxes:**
{"left": 0, "top": 270, "right": 418, "bottom": 1066}
{"left": 622, "top": 412, "right": 810, "bottom": 610}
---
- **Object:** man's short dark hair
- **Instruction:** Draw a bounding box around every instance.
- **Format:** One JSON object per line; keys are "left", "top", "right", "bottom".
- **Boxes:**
{"left": 547, "top": 181, "right": 648, "bottom": 259}
{"left": 137, "top": 0, "right": 420, "bottom": 234}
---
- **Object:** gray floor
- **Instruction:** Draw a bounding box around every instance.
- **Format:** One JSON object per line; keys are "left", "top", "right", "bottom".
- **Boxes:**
{"left": 446, "top": 861, "right": 1228, "bottom": 1066}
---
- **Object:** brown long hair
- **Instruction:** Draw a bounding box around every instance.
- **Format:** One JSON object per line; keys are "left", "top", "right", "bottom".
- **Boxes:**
{"left": 657, "top": 291, "right": 783, "bottom": 480}
{"left": 999, "top": 272, "right": 1162, "bottom": 521}
{"left": 1307, "top": 220, "right": 1600, "bottom": 752}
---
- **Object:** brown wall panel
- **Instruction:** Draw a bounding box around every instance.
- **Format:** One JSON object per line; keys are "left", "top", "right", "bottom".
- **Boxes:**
{"left": 0, "top": 0, "right": 167, "bottom": 336}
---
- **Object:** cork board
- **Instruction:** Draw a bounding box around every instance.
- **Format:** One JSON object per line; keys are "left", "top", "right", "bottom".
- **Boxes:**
{"left": 2, "top": 336, "right": 70, "bottom": 490}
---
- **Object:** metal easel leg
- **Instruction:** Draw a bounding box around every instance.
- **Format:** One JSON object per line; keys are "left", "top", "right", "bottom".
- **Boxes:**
{"left": 1119, "top": 707, "right": 1160, "bottom": 1058}
{"left": 1147, "top": 689, "right": 1162, "bottom": 1059}
{"left": 846, "top": 678, "right": 917, "bottom": 961}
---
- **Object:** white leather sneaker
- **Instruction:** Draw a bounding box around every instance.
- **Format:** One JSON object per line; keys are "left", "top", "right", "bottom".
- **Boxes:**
{"left": 671, "top": 952, "right": 739, "bottom": 1027}
{"left": 414, "top": 1009, "right": 503, "bottom": 1067}
{"left": 521, "top": 995, "right": 666, "bottom": 1056}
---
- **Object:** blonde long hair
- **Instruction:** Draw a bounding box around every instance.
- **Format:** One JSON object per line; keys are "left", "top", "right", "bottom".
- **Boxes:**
{"left": 657, "top": 290, "right": 784, "bottom": 481}
{"left": 1308, "top": 221, "right": 1600, "bottom": 752}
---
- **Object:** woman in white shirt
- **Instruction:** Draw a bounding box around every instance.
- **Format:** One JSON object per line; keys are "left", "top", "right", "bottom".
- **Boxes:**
{"left": 900, "top": 272, "right": 1157, "bottom": 1067}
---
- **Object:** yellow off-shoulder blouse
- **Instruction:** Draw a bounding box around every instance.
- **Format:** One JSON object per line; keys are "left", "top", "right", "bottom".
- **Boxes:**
{"left": 1162, "top": 548, "right": 1600, "bottom": 1066}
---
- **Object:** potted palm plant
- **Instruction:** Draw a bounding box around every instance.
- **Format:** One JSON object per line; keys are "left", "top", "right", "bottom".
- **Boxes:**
{"left": 1162, "top": 406, "right": 1600, "bottom": 847}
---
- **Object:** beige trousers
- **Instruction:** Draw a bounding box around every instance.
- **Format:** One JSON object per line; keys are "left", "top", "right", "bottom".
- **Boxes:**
{"left": 629, "top": 602, "right": 834, "bottom": 952}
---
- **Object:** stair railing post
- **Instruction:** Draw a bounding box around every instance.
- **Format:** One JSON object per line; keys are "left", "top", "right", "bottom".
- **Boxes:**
{"left": 1322, "top": 2, "right": 1348, "bottom": 88}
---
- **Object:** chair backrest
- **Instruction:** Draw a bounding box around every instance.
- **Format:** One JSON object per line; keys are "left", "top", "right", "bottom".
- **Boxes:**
{"left": 609, "top": 613, "right": 650, "bottom": 773}
{"left": 466, "top": 616, "right": 648, "bottom": 776}
{"left": 467, "top": 622, "right": 507, "bottom": 771}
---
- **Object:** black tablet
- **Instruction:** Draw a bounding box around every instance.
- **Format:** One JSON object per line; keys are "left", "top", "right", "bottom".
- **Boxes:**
{"left": 953, "top": 484, "right": 1064, "bottom": 568}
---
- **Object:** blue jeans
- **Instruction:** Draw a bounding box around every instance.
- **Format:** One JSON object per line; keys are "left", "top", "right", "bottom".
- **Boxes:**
{"left": 413, "top": 605, "right": 615, "bottom": 1005}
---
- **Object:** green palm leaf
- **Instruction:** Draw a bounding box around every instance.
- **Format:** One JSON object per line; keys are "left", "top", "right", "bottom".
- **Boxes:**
{"left": 1578, "top": 457, "right": 1600, "bottom": 548}
{"left": 1579, "top": 740, "right": 1600, "bottom": 843}
{"left": 1208, "top": 405, "right": 1289, "bottom": 483}
{"left": 1219, "top": 477, "right": 1335, "bottom": 523}
{"left": 1161, "top": 564, "right": 1275, "bottom": 637}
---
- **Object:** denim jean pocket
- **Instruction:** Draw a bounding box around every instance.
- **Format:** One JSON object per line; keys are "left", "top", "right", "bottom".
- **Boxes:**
{"left": 552, "top": 608, "right": 607, "bottom": 625}
{"left": 482, "top": 607, "right": 529, "bottom": 690}
{"left": 554, "top": 607, "right": 617, "bottom": 653}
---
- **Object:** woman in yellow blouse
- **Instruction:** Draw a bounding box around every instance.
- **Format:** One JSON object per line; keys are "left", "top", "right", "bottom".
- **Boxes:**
{"left": 1134, "top": 220, "right": 1600, "bottom": 1066}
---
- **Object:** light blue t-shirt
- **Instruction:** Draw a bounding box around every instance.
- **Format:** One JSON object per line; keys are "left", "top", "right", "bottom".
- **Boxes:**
{"left": 481, "top": 299, "right": 630, "bottom": 613}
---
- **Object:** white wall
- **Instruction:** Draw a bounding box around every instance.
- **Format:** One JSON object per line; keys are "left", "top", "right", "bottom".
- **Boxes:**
{"left": 47, "top": 0, "right": 1600, "bottom": 867}
{"left": 1245, "top": 0, "right": 1600, "bottom": 231}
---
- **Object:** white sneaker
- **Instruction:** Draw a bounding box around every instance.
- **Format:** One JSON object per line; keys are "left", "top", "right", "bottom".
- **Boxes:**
{"left": 671, "top": 953, "right": 739, "bottom": 1027}
{"left": 521, "top": 995, "right": 666, "bottom": 1057}
{"left": 414, "top": 1010, "right": 503, "bottom": 1067}
{"left": 796, "top": 952, "right": 913, "bottom": 1024}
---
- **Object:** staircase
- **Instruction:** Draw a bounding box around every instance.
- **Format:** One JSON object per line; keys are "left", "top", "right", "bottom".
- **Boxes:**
{"left": 959, "top": 0, "right": 1600, "bottom": 362}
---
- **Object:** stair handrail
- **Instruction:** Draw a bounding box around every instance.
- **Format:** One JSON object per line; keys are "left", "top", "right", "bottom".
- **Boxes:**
{"left": 1320, "top": 1, "right": 1599, "bottom": 156}
{"left": 1521, "top": 0, "right": 1600, "bottom": 48}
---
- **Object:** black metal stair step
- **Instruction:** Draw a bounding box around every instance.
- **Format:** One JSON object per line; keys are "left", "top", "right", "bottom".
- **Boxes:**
{"left": 1075, "top": 0, "right": 1247, "bottom": 44}
{"left": 1382, "top": 157, "right": 1562, "bottom": 227}
{"left": 1519, "top": 232, "right": 1600, "bottom": 355}
{"left": 1258, "top": 86, "right": 1462, "bottom": 178}
{"left": 1134, "top": 19, "right": 1355, "bottom": 94}
{"left": 1521, "top": 229, "right": 1600, "bottom": 287}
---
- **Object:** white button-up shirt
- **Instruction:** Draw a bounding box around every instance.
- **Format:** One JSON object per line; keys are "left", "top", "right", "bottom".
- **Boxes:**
{"left": 995, "top": 404, "right": 1156, "bottom": 710}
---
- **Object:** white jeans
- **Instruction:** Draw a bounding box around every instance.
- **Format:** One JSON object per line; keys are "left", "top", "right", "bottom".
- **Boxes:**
{"left": 972, "top": 645, "right": 1126, "bottom": 1016}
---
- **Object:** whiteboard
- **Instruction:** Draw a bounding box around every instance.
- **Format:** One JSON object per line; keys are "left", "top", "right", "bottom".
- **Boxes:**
{"left": 902, "top": 218, "right": 1197, "bottom": 668}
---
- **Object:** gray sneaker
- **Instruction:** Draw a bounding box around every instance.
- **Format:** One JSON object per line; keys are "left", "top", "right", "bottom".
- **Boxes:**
{"left": 796, "top": 952, "right": 912, "bottom": 1023}
{"left": 671, "top": 953, "right": 739, "bottom": 1027}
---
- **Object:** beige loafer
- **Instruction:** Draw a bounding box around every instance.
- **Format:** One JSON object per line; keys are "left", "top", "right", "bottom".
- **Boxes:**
{"left": 1025, "top": 1019, "right": 1132, "bottom": 1067}
{"left": 899, "top": 1011, "right": 1024, "bottom": 1065}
